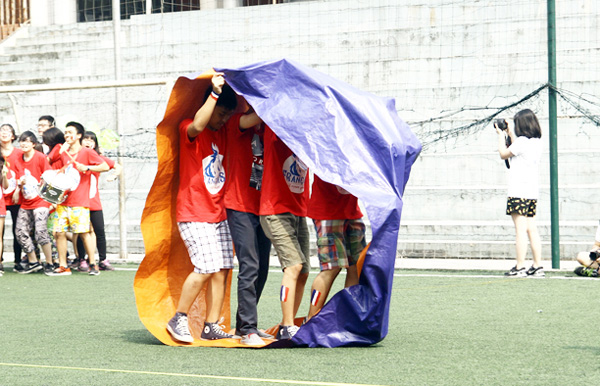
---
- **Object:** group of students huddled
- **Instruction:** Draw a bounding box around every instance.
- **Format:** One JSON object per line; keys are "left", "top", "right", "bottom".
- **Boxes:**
{"left": 164, "top": 74, "right": 367, "bottom": 345}
{"left": 0, "top": 115, "right": 121, "bottom": 277}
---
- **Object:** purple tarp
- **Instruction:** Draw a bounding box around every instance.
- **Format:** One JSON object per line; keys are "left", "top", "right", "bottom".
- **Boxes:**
{"left": 216, "top": 59, "right": 422, "bottom": 348}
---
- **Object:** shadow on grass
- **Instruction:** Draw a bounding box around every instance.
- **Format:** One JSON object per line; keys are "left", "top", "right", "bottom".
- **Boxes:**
{"left": 564, "top": 346, "right": 600, "bottom": 355}
{"left": 122, "top": 329, "right": 164, "bottom": 345}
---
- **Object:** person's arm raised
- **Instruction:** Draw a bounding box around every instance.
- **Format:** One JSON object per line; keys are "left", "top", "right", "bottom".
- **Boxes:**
{"left": 187, "top": 73, "right": 225, "bottom": 138}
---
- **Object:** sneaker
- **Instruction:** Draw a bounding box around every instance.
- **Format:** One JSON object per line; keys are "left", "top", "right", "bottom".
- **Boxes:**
{"left": 68, "top": 258, "right": 80, "bottom": 270}
{"left": 43, "top": 263, "right": 55, "bottom": 274}
{"left": 574, "top": 266, "right": 598, "bottom": 277}
{"left": 99, "top": 260, "right": 115, "bottom": 271}
{"left": 241, "top": 333, "right": 265, "bottom": 346}
{"left": 256, "top": 329, "right": 274, "bottom": 339}
{"left": 19, "top": 262, "right": 43, "bottom": 274}
{"left": 276, "top": 325, "right": 299, "bottom": 340}
{"left": 78, "top": 259, "right": 90, "bottom": 272}
{"left": 504, "top": 266, "right": 527, "bottom": 277}
{"left": 0, "top": 262, "right": 4, "bottom": 274}
{"left": 13, "top": 262, "right": 24, "bottom": 273}
{"left": 526, "top": 266, "right": 545, "bottom": 277}
{"left": 201, "top": 322, "right": 235, "bottom": 340}
{"left": 46, "top": 266, "right": 72, "bottom": 276}
{"left": 89, "top": 264, "right": 100, "bottom": 276}
{"left": 166, "top": 313, "right": 194, "bottom": 343}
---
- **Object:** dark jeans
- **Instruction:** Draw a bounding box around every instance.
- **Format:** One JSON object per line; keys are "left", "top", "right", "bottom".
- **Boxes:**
{"left": 6, "top": 205, "right": 22, "bottom": 264}
{"left": 227, "top": 209, "right": 271, "bottom": 336}
{"left": 76, "top": 210, "right": 107, "bottom": 261}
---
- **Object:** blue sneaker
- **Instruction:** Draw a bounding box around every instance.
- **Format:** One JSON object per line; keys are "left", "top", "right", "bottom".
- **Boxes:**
{"left": 166, "top": 313, "right": 193, "bottom": 343}
{"left": 201, "top": 322, "right": 234, "bottom": 340}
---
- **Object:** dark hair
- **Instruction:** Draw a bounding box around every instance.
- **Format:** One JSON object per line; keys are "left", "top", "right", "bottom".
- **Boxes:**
{"left": 83, "top": 131, "right": 100, "bottom": 154}
{"left": 0, "top": 123, "right": 17, "bottom": 142}
{"left": 34, "top": 143, "right": 44, "bottom": 153}
{"left": 18, "top": 130, "right": 38, "bottom": 144}
{"left": 38, "top": 115, "right": 55, "bottom": 126}
{"left": 42, "top": 127, "right": 65, "bottom": 151}
{"left": 513, "top": 109, "right": 542, "bottom": 139}
{"left": 203, "top": 84, "right": 237, "bottom": 111}
{"left": 65, "top": 121, "right": 85, "bottom": 143}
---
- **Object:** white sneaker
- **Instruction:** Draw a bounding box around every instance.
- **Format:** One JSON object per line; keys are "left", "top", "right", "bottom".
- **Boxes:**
{"left": 241, "top": 333, "right": 265, "bottom": 346}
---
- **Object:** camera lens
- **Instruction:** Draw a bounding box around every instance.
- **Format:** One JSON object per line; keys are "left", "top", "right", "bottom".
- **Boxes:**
{"left": 495, "top": 119, "right": 507, "bottom": 130}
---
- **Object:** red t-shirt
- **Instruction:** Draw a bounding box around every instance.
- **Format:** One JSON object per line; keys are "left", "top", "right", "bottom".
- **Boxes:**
{"left": 308, "top": 175, "right": 363, "bottom": 220}
{"left": 259, "top": 125, "right": 309, "bottom": 217}
{"left": 224, "top": 115, "right": 263, "bottom": 215}
{"left": 48, "top": 145, "right": 64, "bottom": 169}
{"left": 3, "top": 147, "right": 22, "bottom": 207}
{"left": 0, "top": 191, "right": 5, "bottom": 216}
{"left": 15, "top": 151, "right": 51, "bottom": 210}
{"left": 57, "top": 146, "right": 105, "bottom": 208}
{"left": 89, "top": 155, "right": 116, "bottom": 211}
{"left": 176, "top": 119, "right": 229, "bottom": 223}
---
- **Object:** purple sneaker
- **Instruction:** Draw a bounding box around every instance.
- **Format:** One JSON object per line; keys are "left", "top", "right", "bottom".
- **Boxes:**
{"left": 99, "top": 260, "right": 115, "bottom": 271}
{"left": 78, "top": 259, "right": 90, "bottom": 272}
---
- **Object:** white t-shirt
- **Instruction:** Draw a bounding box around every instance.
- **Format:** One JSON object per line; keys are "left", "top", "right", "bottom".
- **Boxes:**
{"left": 507, "top": 136, "right": 543, "bottom": 199}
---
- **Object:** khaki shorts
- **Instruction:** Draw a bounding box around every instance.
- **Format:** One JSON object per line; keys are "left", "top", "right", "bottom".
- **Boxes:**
{"left": 260, "top": 213, "right": 310, "bottom": 274}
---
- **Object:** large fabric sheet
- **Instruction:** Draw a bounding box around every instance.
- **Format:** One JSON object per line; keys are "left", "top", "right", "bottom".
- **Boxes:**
{"left": 217, "top": 59, "right": 421, "bottom": 347}
{"left": 134, "top": 60, "right": 421, "bottom": 348}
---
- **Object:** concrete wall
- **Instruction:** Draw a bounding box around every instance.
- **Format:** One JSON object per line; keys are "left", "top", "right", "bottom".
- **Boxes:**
{"left": 0, "top": 0, "right": 598, "bottom": 260}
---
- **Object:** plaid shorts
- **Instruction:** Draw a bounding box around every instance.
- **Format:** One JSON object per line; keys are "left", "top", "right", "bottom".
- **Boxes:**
{"left": 177, "top": 220, "right": 234, "bottom": 274}
{"left": 313, "top": 219, "right": 366, "bottom": 271}
{"left": 506, "top": 197, "right": 537, "bottom": 217}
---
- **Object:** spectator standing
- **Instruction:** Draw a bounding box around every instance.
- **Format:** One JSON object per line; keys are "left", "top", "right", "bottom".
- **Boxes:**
{"left": 13, "top": 131, "right": 54, "bottom": 274}
{"left": 496, "top": 109, "right": 544, "bottom": 277}
{"left": 47, "top": 122, "right": 109, "bottom": 276}
{"left": 0, "top": 123, "right": 24, "bottom": 272}
{"left": 74, "top": 131, "right": 122, "bottom": 271}
{"left": 37, "top": 115, "right": 55, "bottom": 154}
{"left": 0, "top": 155, "right": 10, "bottom": 275}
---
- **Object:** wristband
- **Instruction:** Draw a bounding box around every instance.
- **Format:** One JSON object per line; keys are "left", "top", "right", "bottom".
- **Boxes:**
{"left": 210, "top": 91, "right": 220, "bottom": 101}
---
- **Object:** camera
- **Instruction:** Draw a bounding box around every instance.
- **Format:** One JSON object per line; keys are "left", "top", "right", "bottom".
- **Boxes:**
{"left": 590, "top": 251, "right": 600, "bottom": 261}
{"left": 495, "top": 119, "right": 508, "bottom": 130}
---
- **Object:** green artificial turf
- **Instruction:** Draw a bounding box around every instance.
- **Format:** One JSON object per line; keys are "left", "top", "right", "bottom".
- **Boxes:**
{"left": 0, "top": 267, "right": 598, "bottom": 385}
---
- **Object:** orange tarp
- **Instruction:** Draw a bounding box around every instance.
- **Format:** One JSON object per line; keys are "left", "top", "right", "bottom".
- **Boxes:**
{"left": 133, "top": 72, "right": 253, "bottom": 347}
{"left": 133, "top": 71, "right": 367, "bottom": 348}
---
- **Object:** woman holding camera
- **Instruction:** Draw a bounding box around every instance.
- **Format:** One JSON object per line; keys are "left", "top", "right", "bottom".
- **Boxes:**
{"left": 495, "top": 109, "right": 544, "bottom": 277}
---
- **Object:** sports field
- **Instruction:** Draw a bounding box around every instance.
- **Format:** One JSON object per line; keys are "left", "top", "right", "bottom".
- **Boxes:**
{"left": 0, "top": 265, "right": 597, "bottom": 386}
